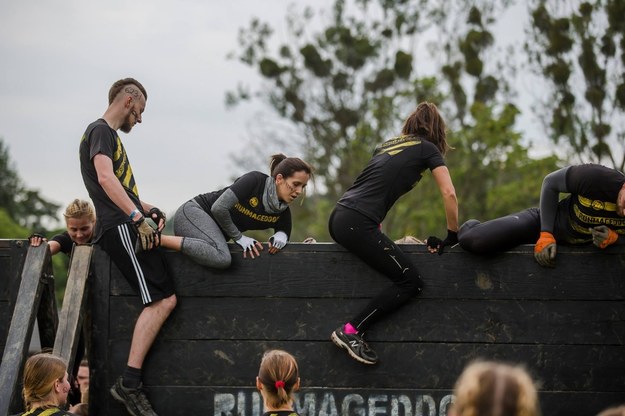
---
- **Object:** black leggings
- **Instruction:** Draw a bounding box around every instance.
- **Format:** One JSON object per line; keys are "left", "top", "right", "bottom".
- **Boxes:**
{"left": 328, "top": 205, "right": 424, "bottom": 332}
{"left": 458, "top": 208, "right": 541, "bottom": 254}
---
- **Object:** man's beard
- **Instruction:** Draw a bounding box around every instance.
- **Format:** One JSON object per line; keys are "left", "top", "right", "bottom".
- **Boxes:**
{"left": 120, "top": 114, "right": 133, "bottom": 133}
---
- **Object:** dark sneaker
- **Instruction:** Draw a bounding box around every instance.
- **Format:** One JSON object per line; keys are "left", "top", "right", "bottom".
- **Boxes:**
{"left": 110, "top": 377, "right": 159, "bottom": 416}
{"left": 331, "top": 326, "right": 378, "bottom": 365}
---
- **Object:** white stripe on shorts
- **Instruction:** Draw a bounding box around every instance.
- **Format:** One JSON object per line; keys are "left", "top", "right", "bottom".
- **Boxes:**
{"left": 117, "top": 223, "right": 152, "bottom": 304}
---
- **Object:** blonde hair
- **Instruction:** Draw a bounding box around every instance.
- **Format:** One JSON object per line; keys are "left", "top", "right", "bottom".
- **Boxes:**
{"left": 258, "top": 349, "right": 299, "bottom": 409}
{"left": 63, "top": 199, "right": 95, "bottom": 221}
{"left": 452, "top": 361, "right": 540, "bottom": 416}
{"left": 597, "top": 406, "right": 625, "bottom": 416}
{"left": 22, "top": 353, "right": 67, "bottom": 410}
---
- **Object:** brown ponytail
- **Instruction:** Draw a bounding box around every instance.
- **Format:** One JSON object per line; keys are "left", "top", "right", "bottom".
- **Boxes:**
{"left": 258, "top": 349, "right": 300, "bottom": 409}
{"left": 401, "top": 102, "right": 451, "bottom": 156}
{"left": 269, "top": 154, "right": 313, "bottom": 180}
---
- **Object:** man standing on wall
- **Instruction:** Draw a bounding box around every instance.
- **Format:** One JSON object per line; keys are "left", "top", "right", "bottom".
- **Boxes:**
{"left": 79, "top": 78, "right": 177, "bottom": 416}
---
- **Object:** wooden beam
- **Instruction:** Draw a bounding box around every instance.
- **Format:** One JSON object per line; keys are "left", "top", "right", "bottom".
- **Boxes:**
{"left": 0, "top": 244, "right": 51, "bottom": 415}
{"left": 53, "top": 245, "right": 93, "bottom": 373}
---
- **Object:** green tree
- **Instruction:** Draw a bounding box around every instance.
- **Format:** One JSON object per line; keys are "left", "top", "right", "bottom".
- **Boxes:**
{"left": 0, "top": 208, "right": 29, "bottom": 238}
{"left": 0, "top": 138, "right": 60, "bottom": 230}
{"left": 525, "top": 0, "right": 625, "bottom": 170}
{"left": 384, "top": 3, "right": 559, "bottom": 239}
{"left": 229, "top": 0, "right": 558, "bottom": 241}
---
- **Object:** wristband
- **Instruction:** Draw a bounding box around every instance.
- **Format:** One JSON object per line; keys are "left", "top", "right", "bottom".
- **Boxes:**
{"left": 129, "top": 209, "right": 141, "bottom": 221}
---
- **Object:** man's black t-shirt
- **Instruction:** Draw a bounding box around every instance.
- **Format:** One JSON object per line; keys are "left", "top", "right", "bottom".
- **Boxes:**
{"left": 79, "top": 119, "right": 142, "bottom": 240}
{"left": 338, "top": 135, "right": 445, "bottom": 223}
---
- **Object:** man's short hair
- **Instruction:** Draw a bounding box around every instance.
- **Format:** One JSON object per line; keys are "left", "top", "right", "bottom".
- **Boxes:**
{"left": 108, "top": 78, "right": 147, "bottom": 104}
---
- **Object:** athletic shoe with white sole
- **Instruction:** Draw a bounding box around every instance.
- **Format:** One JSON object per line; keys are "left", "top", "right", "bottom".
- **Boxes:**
{"left": 331, "top": 326, "right": 378, "bottom": 365}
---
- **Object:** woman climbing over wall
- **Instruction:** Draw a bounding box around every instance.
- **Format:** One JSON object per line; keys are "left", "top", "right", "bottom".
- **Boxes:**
{"left": 328, "top": 102, "right": 459, "bottom": 365}
{"left": 160, "top": 154, "right": 313, "bottom": 268}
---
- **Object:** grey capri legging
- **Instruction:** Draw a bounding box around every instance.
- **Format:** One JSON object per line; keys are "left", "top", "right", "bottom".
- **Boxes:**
{"left": 173, "top": 199, "right": 232, "bottom": 269}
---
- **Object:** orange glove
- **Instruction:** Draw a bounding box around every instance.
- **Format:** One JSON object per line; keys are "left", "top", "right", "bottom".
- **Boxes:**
{"left": 534, "top": 231, "right": 556, "bottom": 267}
{"left": 590, "top": 225, "right": 618, "bottom": 249}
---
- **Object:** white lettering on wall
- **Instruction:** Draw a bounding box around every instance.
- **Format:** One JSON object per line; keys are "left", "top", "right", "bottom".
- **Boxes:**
{"left": 319, "top": 392, "right": 339, "bottom": 416}
{"left": 215, "top": 391, "right": 455, "bottom": 416}
{"left": 391, "top": 395, "right": 412, "bottom": 416}
{"left": 342, "top": 394, "right": 365, "bottom": 416}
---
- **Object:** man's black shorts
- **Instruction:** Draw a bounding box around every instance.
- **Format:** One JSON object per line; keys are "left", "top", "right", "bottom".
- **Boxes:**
{"left": 98, "top": 223, "right": 175, "bottom": 305}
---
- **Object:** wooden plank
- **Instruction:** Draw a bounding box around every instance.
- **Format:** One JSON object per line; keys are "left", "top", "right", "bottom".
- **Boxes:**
{"left": 53, "top": 245, "right": 93, "bottom": 374}
{"left": 0, "top": 256, "right": 11, "bottom": 299}
{"left": 89, "top": 247, "right": 111, "bottom": 416}
{"left": 0, "top": 302, "right": 9, "bottom": 344}
{"left": 106, "top": 340, "right": 625, "bottom": 391}
{"left": 0, "top": 244, "right": 50, "bottom": 415}
{"left": 108, "top": 297, "right": 625, "bottom": 346}
{"left": 0, "top": 240, "right": 28, "bottom": 305}
{"left": 106, "top": 386, "right": 625, "bottom": 416}
{"left": 0, "top": 240, "right": 29, "bottom": 413}
{"left": 103, "top": 245, "right": 625, "bottom": 300}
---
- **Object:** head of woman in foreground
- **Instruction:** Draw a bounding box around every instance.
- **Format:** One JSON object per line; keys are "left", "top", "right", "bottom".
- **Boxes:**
{"left": 450, "top": 360, "right": 540, "bottom": 416}
{"left": 256, "top": 349, "right": 300, "bottom": 410}
{"left": 22, "top": 353, "right": 71, "bottom": 411}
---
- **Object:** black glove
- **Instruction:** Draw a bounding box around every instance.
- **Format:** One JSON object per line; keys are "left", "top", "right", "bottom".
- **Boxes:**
{"left": 147, "top": 207, "right": 166, "bottom": 231}
{"left": 28, "top": 233, "right": 47, "bottom": 247}
{"left": 427, "top": 230, "right": 458, "bottom": 255}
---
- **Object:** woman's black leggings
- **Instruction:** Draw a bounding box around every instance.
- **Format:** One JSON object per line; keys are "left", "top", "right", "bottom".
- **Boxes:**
{"left": 458, "top": 207, "right": 541, "bottom": 254}
{"left": 328, "top": 205, "right": 424, "bottom": 332}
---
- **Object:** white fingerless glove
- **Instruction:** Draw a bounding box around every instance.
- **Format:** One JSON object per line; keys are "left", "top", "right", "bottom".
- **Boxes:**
{"left": 269, "top": 231, "right": 288, "bottom": 250}
{"left": 235, "top": 235, "right": 258, "bottom": 251}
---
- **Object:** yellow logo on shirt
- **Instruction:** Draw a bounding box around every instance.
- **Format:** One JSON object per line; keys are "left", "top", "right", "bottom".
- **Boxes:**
{"left": 249, "top": 197, "right": 259, "bottom": 207}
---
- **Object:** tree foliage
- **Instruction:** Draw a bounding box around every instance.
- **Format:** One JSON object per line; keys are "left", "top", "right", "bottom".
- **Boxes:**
{"left": 0, "top": 208, "right": 29, "bottom": 239}
{"left": 0, "top": 138, "right": 60, "bottom": 231}
{"left": 228, "top": 0, "right": 559, "bottom": 241}
{"left": 525, "top": 0, "right": 625, "bottom": 170}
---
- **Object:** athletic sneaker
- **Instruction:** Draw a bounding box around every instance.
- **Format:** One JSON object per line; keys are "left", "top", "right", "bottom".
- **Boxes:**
{"left": 110, "top": 377, "right": 159, "bottom": 416}
{"left": 331, "top": 326, "right": 378, "bottom": 365}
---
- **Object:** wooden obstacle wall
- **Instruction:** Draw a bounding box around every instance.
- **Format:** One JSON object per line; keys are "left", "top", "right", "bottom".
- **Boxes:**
{"left": 88, "top": 243, "right": 625, "bottom": 416}
{"left": 0, "top": 240, "right": 28, "bottom": 365}
{"left": 0, "top": 240, "right": 60, "bottom": 414}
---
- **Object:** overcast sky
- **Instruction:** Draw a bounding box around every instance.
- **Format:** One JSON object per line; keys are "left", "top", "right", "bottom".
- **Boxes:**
{"left": 0, "top": 1, "right": 532, "bottom": 224}
{"left": 0, "top": 0, "right": 333, "bottom": 219}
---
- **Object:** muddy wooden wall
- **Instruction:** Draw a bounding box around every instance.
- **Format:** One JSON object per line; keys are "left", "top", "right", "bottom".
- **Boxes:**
{"left": 2, "top": 240, "right": 624, "bottom": 415}
{"left": 87, "top": 243, "right": 625, "bottom": 416}
{"left": 0, "top": 239, "right": 28, "bottom": 357}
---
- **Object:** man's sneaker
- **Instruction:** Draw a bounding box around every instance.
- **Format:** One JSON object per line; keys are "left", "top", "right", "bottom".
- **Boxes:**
{"left": 110, "top": 377, "right": 159, "bottom": 416}
{"left": 331, "top": 326, "right": 378, "bottom": 365}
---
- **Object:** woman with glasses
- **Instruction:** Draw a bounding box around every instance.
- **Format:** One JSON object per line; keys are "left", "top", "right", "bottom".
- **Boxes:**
{"left": 328, "top": 102, "right": 459, "bottom": 365}
{"left": 18, "top": 353, "right": 73, "bottom": 415}
{"left": 160, "top": 154, "right": 312, "bottom": 268}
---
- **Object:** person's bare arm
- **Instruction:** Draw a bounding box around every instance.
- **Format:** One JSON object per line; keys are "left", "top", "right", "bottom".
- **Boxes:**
{"left": 432, "top": 165, "right": 458, "bottom": 232}
{"left": 93, "top": 154, "right": 143, "bottom": 221}
{"left": 28, "top": 235, "right": 61, "bottom": 255}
